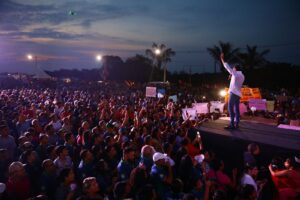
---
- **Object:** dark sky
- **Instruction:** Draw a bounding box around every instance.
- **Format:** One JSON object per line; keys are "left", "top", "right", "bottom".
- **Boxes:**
{"left": 0, "top": 0, "right": 299, "bottom": 74}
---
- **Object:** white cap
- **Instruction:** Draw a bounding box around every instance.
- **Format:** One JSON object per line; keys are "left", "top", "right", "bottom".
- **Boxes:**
{"left": 0, "top": 183, "right": 6, "bottom": 193}
{"left": 153, "top": 152, "right": 167, "bottom": 162}
{"left": 194, "top": 154, "right": 205, "bottom": 164}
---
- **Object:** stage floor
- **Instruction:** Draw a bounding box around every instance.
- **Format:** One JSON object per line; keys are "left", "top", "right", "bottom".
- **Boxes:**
{"left": 198, "top": 118, "right": 300, "bottom": 151}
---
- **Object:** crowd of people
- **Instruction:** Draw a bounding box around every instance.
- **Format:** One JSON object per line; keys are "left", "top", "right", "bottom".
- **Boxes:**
{"left": 0, "top": 83, "right": 299, "bottom": 200}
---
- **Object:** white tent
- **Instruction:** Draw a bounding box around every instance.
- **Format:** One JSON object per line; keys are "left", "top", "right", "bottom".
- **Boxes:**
{"left": 32, "top": 68, "right": 52, "bottom": 79}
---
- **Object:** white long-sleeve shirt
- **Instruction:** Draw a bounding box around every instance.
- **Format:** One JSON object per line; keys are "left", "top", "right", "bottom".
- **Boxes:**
{"left": 223, "top": 62, "right": 245, "bottom": 97}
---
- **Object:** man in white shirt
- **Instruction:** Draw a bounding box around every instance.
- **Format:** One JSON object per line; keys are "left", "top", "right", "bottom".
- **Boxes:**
{"left": 220, "top": 53, "right": 245, "bottom": 129}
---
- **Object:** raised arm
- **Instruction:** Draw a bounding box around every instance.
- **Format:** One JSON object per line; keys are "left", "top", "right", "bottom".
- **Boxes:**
{"left": 220, "top": 53, "right": 234, "bottom": 75}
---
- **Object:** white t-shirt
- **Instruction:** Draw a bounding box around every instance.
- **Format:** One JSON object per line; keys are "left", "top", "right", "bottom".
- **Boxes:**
{"left": 223, "top": 62, "right": 245, "bottom": 97}
{"left": 241, "top": 173, "right": 257, "bottom": 191}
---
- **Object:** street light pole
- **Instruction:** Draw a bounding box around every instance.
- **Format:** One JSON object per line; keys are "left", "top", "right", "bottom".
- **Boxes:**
{"left": 27, "top": 54, "right": 38, "bottom": 76}
{"left": 163, "top": 63, "right": 167, "bottom": 83}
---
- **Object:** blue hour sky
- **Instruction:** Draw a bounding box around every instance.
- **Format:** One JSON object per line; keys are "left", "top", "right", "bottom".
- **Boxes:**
{"left": 0, "top": 0, "right": 299, "bottom": 74}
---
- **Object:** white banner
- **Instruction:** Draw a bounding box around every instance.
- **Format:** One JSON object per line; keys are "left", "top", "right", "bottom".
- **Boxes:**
{"left": 210, "top": 101, "right": 225, "bottom": 113}
{"left": 192, "top": 103, "right": 209, "bottom": 114}
{"left": 146, "top": 87, "right": 157, "bottom": 97}
{"left": 249, "top": 99, "right": 267, "bottom": 111}
{"left": 182, "top": 108, "right": 197, "bottom": 120}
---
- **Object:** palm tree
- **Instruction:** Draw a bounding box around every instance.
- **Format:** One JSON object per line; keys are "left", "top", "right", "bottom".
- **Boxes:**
{"left": 145, "top": 43, "right": 175, "bottom": 82}
{"left": 207, "top": 41, "right": 240, "bottom": 73}
{"left": 238, "top": 45, "right": 270, "bottom": 70}
{"left": 145, "top": 43, "right": 176, "bottom": 69}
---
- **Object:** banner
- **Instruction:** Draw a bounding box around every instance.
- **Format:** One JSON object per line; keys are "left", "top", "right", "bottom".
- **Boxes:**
{"left": 225, "top": 88, "right": 262, "bottom": 103}
{"left": 239, "top": 103, "right": 248, "bottom": 115}
{"left": 146, "top": 87, "right": 156, "bottom": 97}
{"left": 248, "top": 99, "right": 267, "bottom": 111}
{"left": 182, "top": 108, "right": 197, "bottom": 120}
{"left": 210, "top": 101, "right": 225, "bottom": 113}
{"left": 192, "top": 103, "right": 209, "bottom": 114}
{"left": 169, "top": 95, "right": 177, "bottom": 102}
{"left": 157, "top": 88, "right": 166, "bottom": 98}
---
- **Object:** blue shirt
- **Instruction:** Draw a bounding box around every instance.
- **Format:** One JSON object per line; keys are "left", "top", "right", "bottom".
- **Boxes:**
{"left": 150, "top": 164, "right": 170, "bottom": 199}
{"left": 117, "top": 159, "right": 135, "bottom": 181}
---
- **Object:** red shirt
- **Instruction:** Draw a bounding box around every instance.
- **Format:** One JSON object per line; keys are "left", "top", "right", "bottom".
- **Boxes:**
{"left": 6, "top": 177, "right": 31, "bottom": 200}
{"left": 187, "top": 144, "right": 201, "bottom": 157}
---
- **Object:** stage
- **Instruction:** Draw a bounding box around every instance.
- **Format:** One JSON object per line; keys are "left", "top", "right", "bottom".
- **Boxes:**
{"left": 196, "top": 118, "right": 300, "bottom": 170}
{"left": 198, "top": 118, "right": 300, "bottom": 151}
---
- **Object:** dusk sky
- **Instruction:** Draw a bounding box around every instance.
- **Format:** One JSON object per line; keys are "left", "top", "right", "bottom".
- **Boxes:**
{"left": 0, "top": 0, "right": 299, "bottom": 74}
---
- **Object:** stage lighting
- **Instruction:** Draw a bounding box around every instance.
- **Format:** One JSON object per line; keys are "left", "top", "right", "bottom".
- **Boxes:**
{"left": 219, "top": 90, "right": 227, "bottom": 97}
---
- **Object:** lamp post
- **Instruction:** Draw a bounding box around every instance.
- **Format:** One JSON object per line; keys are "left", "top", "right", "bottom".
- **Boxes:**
{"left": 154, "top": 48, "right": 167, "bottom": 83}
{"left": 27, "top": 54, "right": 38, "bottom": 75}
{"left": 96, "top": 54, "right": 106, "bottom": 81}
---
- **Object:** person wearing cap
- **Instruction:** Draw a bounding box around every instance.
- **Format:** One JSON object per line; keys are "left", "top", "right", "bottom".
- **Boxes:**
{"left": 140, "top": 145, "right": 156, "bottom": 172}
{"left": 150, "top": 152, "right": 173, "bottom": 199}
{"left": 6, "top": 161, "right": 32, "bottom": 199}
{"left": 0, "top": 124, "right": 16, "bottom": 161}
{"left": 220, "top": 53, "right": 245, "bottom": 129}
{"left": 117, "top": 147, "right": 136, "bottom": 181}
{"left": 0, "top": 182, "right": 7, "bottom": 199}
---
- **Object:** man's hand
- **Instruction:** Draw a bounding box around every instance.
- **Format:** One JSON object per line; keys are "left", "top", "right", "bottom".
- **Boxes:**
{"left": 220, "top": 53, "right": 224, "bottom": 61}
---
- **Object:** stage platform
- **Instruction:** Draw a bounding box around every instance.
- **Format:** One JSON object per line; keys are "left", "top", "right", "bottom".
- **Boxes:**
{"left": 198, "top": 118, "right": 300, "bottom": 151}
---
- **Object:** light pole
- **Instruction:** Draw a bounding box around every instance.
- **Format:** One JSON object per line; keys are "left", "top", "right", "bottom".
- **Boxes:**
{"left": 27, "top": 54, "right": 38, "bottom": 75}
{"left": 96, "top": 54, "right": 105, "bottom": 81}
{"left": 154, "top": 48, "right": 167, "bottom": 82}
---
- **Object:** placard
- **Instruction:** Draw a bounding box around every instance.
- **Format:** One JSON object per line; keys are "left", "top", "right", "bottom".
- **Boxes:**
{"left": 210, "top": 101, "right": 225, "bottom": 113}
{"left": 157, "top": 88, "right": 165, "bottom": 98}
{"left": 248, "top": 99, "right": 267, "bottom": 111}
{"left": 192, "top": 103, "right": 209, "bottom": 114}
{"left": 169, "top": 95, "right": 177, "bottom": 102}
{"left": 146, "top": 87, "right": 157, "bottom": 97}
{"left": 225, "top": 88, "right": 262, "bottom": 103}
{"left": 182, "top": 108, "right": 197, "bottom": 120}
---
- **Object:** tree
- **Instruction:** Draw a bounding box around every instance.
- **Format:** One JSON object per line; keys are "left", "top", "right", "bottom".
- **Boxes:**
{"left": 124, "top": 54, "right": 153, "bottom": 82}
{"left": 238, "top": 45, "right": 270, "bottom": 70}
{"left": 145, "top": 43, "right": 175, "bottom": 82}
{"left": 207, "top": 41, "right": 240, "bottom": 73}
{"left": 145, "top": 43, "right": 176, "bottom": 69}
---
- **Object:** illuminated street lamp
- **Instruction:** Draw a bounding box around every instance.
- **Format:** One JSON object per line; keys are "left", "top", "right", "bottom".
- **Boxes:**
{"left": 27, "top": 54, "right": 38, "bottom": 74}
{"left": 154, "top": 48, "right": 167, "bottom": 83}
{"left": 219, "top": 90, "right": 227, "bottom": 97}
{"left": 155, "top": 49, "right": 161, "bottom": 55}
{"left": 96, "top": 54, "right": 102, "bottom": 62}
{"left": 27, "top": 54, "right": 33, "bottom": 60}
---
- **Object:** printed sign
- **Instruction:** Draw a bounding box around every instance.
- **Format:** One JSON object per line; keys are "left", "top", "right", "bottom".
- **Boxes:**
{"left": 169, "top": 95, "right": 177, "bottom": 102}
{"left": 210, "top": 101, "right": 225, "bottom": 113}
{"left": 248, "top": 99, "right": 267, "bottom": 111}
{"left": 182, "top": 108, "right": 197, "bottom": 120}
{"left": 157, "top": 88, "right": 165, "bottom": 98}
{"left": 225, "top": 88, "right": 262, "bottom": 103}
{"left": 146, "top": 87, "right": 157, "bottom": 97}
{"left": 192, "top": 103, "right": 209, "bottom": 114}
